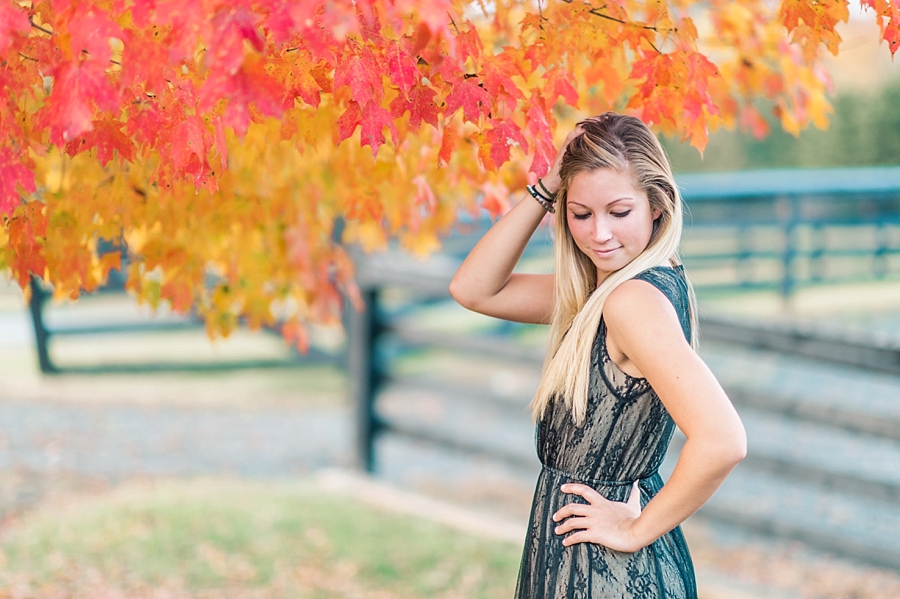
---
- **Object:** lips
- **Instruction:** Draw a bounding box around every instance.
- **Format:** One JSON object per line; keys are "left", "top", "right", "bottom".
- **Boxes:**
{"left": 593, "top": 247, "right": 621, "bottom": 256}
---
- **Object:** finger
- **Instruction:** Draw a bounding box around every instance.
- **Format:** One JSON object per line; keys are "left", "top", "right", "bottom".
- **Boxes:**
{"left": 560, "top": 483, "right": 603, "bottom": 503}
{"left": 561, "top": 530, "right": 592, "bottom": 547}
{"left": 627, "top": 482, "right": 642, "bottom": 512}
{"left": 552, "top": 503, "right": 590, "bottom": 522}
{"left": 554, "top": 516, "right": 589, "bottom": 535}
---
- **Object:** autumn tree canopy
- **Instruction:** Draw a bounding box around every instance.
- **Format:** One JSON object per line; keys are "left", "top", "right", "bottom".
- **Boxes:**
{"left": 0, "top": 0, "right": 897, "bottom": 346}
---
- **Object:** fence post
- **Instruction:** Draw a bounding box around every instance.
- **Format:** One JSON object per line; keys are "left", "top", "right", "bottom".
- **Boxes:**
{"left": 346, "top": 287, "right": 381, "bottom": 473}
{"left": 27, "top": 276, "right": 56, "bottom": 374}
{"left": 779, "top": 196, "right": 799, "bottom": 300}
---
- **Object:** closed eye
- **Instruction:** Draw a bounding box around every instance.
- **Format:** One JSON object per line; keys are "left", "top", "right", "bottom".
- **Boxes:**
{"left": 571, "top": 212, "right": 591, "bottom": 220}
{"left": 611, "top": 210, "right": 631, "bottom": 218}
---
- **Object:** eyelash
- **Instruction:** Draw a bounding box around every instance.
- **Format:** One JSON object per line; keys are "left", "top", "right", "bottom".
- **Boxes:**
{"left": 571, "top": 210, "right": 631, "bottom": 220}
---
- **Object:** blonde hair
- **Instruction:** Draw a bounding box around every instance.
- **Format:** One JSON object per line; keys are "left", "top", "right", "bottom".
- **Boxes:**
{"left": 531, "top": 113, "right": 697, "bottom": 423}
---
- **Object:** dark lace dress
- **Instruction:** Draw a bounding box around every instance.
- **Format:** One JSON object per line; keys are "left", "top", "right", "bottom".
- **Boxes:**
{"left": 515, "top": 265, "right": 696, "bottom": 599}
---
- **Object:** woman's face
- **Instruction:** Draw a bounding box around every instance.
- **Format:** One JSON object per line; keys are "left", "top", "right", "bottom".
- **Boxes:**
{"left": 565, "top": 168, "right": 661, "bottom": 282}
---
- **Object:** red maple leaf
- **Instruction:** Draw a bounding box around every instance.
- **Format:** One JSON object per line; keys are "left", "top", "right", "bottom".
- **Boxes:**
{"left": 7, "top": 202, "right": 46, "bottom": 288}
{"left": 126, "top": 99, "right": 170, "bottom": 150}
{"left": 68, "top": 5, "right": 123, "bottom": 65}
{"left": 542, "top": 68, "right": 579, "bottom": 109}
{"left": 200, "top": 56, "right": 284, "bottom": 137}
{"left": 334, "top": 46, "right": 382, "bottom": 107}
{"left": 266, "top": 50, "right": 325, "bottom": 109}
{"left": 387, "top": 39, "right": 420, "bottom": 97}
{"left": 360, "top": 101, "right": 398, "bottom": 156}
{"left": 393, "top": 0, "right": 454, "bottom": 37}
{"left": 207, "top": 6, "right": 265, "bottom": 75}
{"left": 454, "top": 23, "right": 483, "bottom": 62}
{"left": 885, "top": 0, "right": 900, "bottom": 55}
{"left": 129, "top": 0, "right": 155, "bottom": 28}
{"left": 445, "top": 77, "right": 492, "bottom": 123}
{"left": 153, "top": 0, "right": 208, "bottom": 61}
{"left": 65, "top": 118, "right": 136, "bottom": 164}
{"left": 482, "top": 56, "right": 525, "bottom": 115}
{"left": 337, "top": 101, "right": 363, "bottom": 143}
{"left": 38, "top": 60, "right": 119, "bottom": 145}
{"left": 485, "top": 119, "right": 527, "bottom": 167}
{"left": 121, "top": 30, "right": 172, "bottom": 96}
{"left": 0, "top": 0, "right": 29, "bottom": 55}
{"left": 157, "top": 115, "right": 212, "bottom": 187}
{"left": 389, "top": 85, "right": 438, "bottom": 130}
{"left": 438, "top": 125, "right": 458, "bottom": 165}
{"left": 525, "top": 103, "right": 555, "bottom": 177}
{"left": 0, "top": 148, "right": 35, "bottom": 215}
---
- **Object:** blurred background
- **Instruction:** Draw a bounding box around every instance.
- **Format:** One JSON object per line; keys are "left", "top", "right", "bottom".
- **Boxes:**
{"left": 2, "top": 14, "right": 900, "bottom": 599}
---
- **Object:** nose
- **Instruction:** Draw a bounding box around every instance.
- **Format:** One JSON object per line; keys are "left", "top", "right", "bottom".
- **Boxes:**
{"left": 592, "top": 219, "right": 613, "bottom": 243}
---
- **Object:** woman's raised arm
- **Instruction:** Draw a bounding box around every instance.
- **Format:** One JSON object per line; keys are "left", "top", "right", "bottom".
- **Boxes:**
{"left": 449, "top": 126, "right": 584, "bottom": 324}
{"left": 448, "top": 189, "right": 554, "bottom": 324}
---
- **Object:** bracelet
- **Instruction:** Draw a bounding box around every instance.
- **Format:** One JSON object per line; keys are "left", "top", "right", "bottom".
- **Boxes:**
{"left": 527, "top": 185, "right": 556, "bottom": 213}
{"left": 537, "top": 178, "right": 557, "bottom": 200}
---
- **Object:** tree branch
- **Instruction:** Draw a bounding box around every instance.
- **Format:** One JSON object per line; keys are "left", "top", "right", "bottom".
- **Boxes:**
{"left": 559, "top": 0, "right": 677, "bottom": 34}
{"left": 29, "top": 17, "right": 53, "bottom": 36}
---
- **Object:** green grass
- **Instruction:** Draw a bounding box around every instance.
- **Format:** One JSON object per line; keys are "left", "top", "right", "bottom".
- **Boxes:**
{"left": 0, "top": 479, "right": 521, "bottom": 598}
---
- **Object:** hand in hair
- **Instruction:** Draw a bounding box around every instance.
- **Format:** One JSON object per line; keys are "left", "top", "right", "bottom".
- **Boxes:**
{"left": 552, "top": 482, "right": 643, "bottom": 553}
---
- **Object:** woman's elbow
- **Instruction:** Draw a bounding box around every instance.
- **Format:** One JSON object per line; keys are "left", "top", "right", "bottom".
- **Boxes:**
{"left": 448, "top": 274, "right": 476, "bottom": 310}
{"left": 721, "top": 424, "right": 748, "bottom": 467}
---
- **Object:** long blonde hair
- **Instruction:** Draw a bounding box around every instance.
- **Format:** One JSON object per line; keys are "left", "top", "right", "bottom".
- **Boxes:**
{"left": 531, "top": 113, "right": 697, "bottom": 423}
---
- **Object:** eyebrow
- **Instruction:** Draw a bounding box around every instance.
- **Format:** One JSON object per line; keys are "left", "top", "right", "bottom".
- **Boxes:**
{"left": 568, "top": 198, "right": 634, "bottom": 208}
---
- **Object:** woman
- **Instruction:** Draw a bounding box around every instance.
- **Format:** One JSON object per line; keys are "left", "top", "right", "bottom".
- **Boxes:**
{"left": 449, "top": 113, "right": 747, "bottom": 598}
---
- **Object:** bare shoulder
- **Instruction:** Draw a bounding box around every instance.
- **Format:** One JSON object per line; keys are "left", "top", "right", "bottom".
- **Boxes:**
{"left": 603, "top": 278, "right": 683, "bottom": 342}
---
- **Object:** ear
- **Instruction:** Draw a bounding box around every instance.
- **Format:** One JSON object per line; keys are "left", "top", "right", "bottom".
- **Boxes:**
{"left": 652, "top": 208, "right": 662, "bottom": 221}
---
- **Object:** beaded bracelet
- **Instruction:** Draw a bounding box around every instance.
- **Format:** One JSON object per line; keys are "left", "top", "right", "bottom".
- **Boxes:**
{"left": 537, "top": 178, "right": 557, "bottom": 200}
{"left": 527, "top": 184, "right": 556, "bottom": 213}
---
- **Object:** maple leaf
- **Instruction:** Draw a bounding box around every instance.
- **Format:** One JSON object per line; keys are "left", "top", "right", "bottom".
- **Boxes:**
{"left": 480, "top": 181, "right": 509, "bottom": 219}
{"left": 542, "top": 68, "right": 580, "bottom": 109}
{"left": 126, "top": 100, "right": 169, "bottom": 149}
{"left": 359, "top": 101, "right": 398, "bottom": 156}
{"left": 334, "top": 45, "right": 382, "bottom": 107}
{"left": 0, "top": 148, "right": 35, "bottom": 215}
{"left": 386, "top": 39, "right": 419, "bottom": 98}
{"left": 65, "top": 118, "right": 136, "bottom": 164}
{"left": 883, "top": 0, "right": 900, "bottom": 55}
{"left": 267, "top": 50, "right": 325, "bottom": 108}
{"left": 153, "top": 0, "right": 208, "bottom": 61}
{"left": 438, "top": 124, "right": 459, "bottom": 165}
{"left": 445, "top": 77, "right": 492, "bottom": 123}
{"left": 485, "top": 119, "right": 527, "bottom": 167}
{"left": 389, "top": 85, "right": 439, "bottom": 130}
{"left": 200, "top": 55, "right": 284, "bottom": 136}
{"left": 157, "top": 116, "right": 212, "bottom": 187}
{"left": 739, "top": 105, "right": 770, "bottom": 139}
{"left": 337, "top": 100, "right": 363, "bottom": 143}
{"left": 482, "top": 56, "right": 525, "bottom": 115}
{"left": 67, "top": 5, "right": 123, "bottom": 65}
{"left": 454, "top": 23, "right": 483, "bottom": 63}
{"left": 0, "top": 1, "right": 29, "bottom": 55}
{"left": 207, "top": 6, "right": 265, "bottom": 75}
{"left": 38, "top": 61, "right": 120, "bottom": 144}
{"left": 121, "top": 30, "right": 172, "bottom": 95}
{"left": 129, "top": 0, "right": 155, "bottom": 28}
{"left": 525, "top": 103, "right": 555, "bottom": 176}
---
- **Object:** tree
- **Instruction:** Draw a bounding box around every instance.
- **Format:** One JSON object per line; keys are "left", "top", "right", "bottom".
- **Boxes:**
{"left": 0, "top": 0, "right": 897, "bottom": 347}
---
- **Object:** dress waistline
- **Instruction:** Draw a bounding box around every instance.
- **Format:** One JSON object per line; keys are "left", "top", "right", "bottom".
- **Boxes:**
{"left": 541, "top": 463, "right": 658, "bottom": 488}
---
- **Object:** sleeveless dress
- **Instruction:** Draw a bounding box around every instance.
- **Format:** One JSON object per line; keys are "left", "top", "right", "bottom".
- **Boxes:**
{"left": 515, "top": 265, "right": 697, "bottom": 599}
